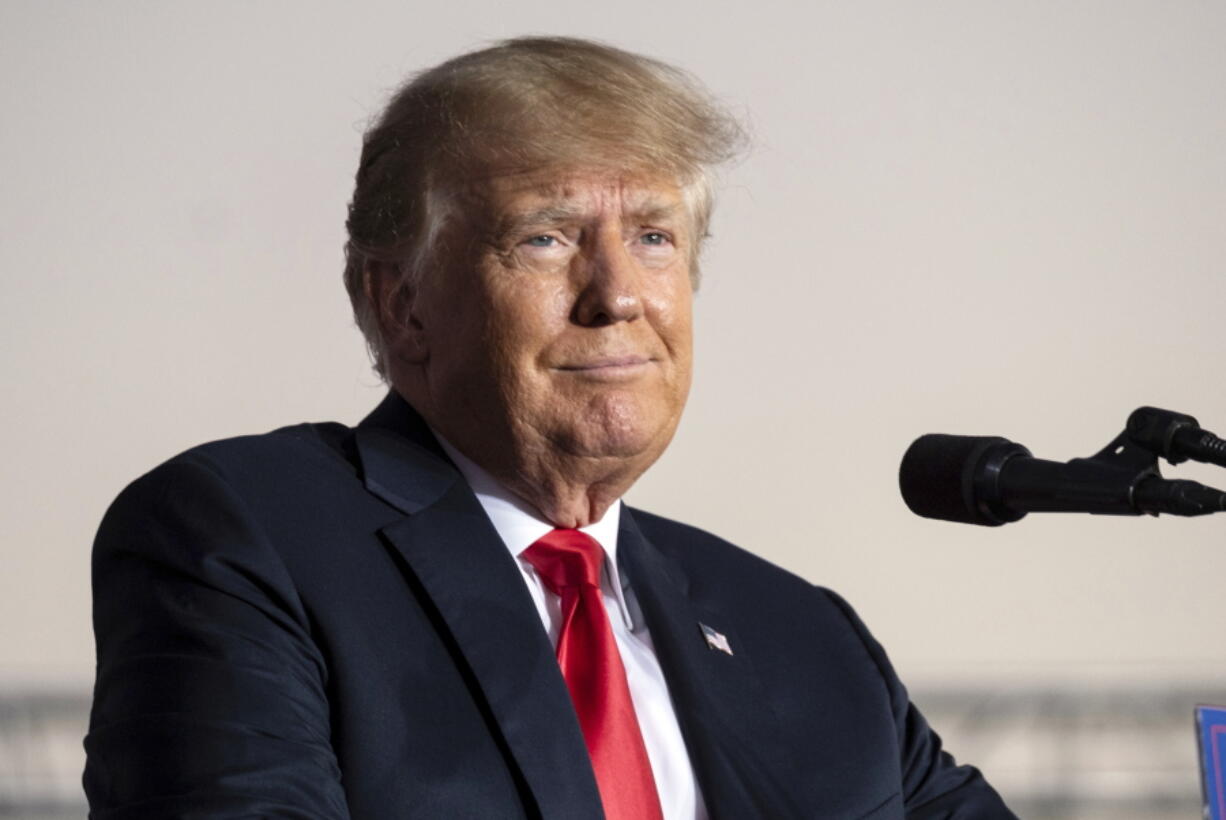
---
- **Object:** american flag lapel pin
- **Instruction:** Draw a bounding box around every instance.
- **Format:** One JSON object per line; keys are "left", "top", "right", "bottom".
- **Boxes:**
{"left": 699, "top": 623, "right": 733, "bottom": 656}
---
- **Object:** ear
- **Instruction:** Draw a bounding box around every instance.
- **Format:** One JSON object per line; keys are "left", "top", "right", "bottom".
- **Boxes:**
{"left": 364, "top": 261, "right": 429, "bottom": 364}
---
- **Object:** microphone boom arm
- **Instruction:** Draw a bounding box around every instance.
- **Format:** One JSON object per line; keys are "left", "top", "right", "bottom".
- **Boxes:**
{"left": 993, "top": 426, "right": 1224, "bottom": 520}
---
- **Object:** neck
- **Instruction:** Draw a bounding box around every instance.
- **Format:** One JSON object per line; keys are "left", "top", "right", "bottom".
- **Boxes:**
{"left": 431, "top": 421, "right": 637, "bottom": 527}
{"left": 498, "top": 455, "right": 636, "bottom": 528}
{"left": 458, "top": 429, "right": 648, "bottom": 528}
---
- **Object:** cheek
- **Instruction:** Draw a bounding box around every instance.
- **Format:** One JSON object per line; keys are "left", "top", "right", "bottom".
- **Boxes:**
{"left": 482, "top": 281, "right": 572, "bottom": 371}
{"left": 651, "top": 280, "right": 695, "bottom": 352}
{"left": 659, "top": 284, "right": 695, "bottom": 406}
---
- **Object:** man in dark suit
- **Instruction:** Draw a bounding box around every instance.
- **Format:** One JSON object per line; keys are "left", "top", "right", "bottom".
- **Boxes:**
{"left": 85, "top": 37, "right": 1016, "bottom": 818}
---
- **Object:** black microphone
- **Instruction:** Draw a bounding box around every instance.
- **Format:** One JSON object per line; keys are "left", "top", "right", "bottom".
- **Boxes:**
{"left": 899, "top": 433, "right": 1226, "bottom": 526}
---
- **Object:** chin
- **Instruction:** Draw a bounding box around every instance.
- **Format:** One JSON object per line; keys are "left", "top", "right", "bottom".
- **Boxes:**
{"left": 573, "top": 426, "right": 659, "bottom": 460}
{"left": 561, "top": 394, "right": 681, "bottom": 462}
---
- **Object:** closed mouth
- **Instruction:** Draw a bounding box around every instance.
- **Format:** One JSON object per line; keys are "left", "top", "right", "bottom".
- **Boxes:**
{"left": 557, "top": 355, "right": 653, "bottom": 371}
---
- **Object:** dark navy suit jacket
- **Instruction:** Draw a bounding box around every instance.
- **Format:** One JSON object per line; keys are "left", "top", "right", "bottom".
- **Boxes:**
{"left": 85, "top": 393, "right": 1015, "bottom": 818}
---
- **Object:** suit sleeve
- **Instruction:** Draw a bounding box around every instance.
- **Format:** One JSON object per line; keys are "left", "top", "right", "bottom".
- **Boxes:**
{"left": 823, "top": 589, "right": 1018, "bottom": 820}
{"left": 84, "top": 454, "right": 351, "bottom": 819}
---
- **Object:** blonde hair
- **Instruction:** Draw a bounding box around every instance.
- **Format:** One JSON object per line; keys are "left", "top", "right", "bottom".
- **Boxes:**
{"left": 343, "top": 36, "right": 745, "bottom": 376}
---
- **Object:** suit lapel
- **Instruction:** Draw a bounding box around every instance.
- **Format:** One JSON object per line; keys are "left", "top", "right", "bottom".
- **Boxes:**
{"left": 618, "top": 511, "right": 803, "bottom": 820}
{"left": 354, "top": 395, "right": 604, "bottom": 819}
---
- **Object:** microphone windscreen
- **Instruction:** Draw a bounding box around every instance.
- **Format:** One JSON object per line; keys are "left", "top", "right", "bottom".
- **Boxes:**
{"left": 899, "top": 434, "right": 1014, "bottom": 525}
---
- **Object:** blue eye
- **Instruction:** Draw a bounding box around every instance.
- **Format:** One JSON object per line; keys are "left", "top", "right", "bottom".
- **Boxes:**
{"left": 525, "top": 235, "right": 556, "bottom": 247}
{"left": 641, "top": 232, "right": 669, "bottom": 245}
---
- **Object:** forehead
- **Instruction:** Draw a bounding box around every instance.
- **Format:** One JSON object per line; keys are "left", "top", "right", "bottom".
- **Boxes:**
{"left": 469, "top": 168, "right": 689, "bottom": 224}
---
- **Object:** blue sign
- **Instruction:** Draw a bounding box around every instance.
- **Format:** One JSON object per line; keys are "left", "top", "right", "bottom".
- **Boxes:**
{"left": 1199, "top": 705, "right": 1226, "bottom": 820}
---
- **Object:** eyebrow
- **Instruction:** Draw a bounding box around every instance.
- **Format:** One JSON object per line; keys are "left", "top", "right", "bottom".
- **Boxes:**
{"left": 496, "top": 204, "right": 588, "bottom": 237}
{"left": 495, "top": 200, "right": 686, "bottom": 238}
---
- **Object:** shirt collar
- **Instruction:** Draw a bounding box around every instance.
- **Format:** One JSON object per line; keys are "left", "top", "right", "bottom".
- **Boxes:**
{"left": 432, "top": 430, "right": 634, "bottom": 629}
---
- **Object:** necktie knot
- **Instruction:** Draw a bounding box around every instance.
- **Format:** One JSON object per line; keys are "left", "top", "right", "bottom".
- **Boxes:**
{"left": 521, "top": 529, "right": 604, "bottom": 595}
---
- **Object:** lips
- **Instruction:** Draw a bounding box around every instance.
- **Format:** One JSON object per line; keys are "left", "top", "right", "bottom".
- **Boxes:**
{"left": 557, "top": 355, "right": 653, "bottom": 371}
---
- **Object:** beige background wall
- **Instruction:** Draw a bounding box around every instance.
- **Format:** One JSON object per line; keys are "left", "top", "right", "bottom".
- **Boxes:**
{"left": 2, "top": 1, "right": 1223, "bottom": 693}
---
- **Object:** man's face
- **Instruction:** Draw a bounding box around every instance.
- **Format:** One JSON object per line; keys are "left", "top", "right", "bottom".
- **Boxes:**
{"left": 401, "top": 169, "right": 695, "bottom": 483}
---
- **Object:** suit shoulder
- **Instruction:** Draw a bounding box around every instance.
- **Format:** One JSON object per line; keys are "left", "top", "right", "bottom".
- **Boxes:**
{"left": 105, "top": 421, "right": 356, "bottom": 520}
{"left": 94, "top": 420, "right": 374, "bottom": 586}
{"left": 145, "top": 421, "right": 350, "bottom": 481}
{"left": 187, "top": 420, "right": 352, "bottom": 472}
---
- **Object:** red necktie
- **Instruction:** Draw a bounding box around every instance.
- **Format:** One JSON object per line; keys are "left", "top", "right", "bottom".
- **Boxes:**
{"left": 522, "top": 529, "right": 665, "bottom": 820}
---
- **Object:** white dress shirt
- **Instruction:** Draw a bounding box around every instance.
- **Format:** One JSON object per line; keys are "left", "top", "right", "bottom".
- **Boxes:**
{"left": 434, "top": 435, "right": 708, "bottom": 820}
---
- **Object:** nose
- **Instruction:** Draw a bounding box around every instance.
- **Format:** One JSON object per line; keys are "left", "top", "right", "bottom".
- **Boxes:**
{"left": 572, "top": 226, "right": 643, "bottom": 327}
